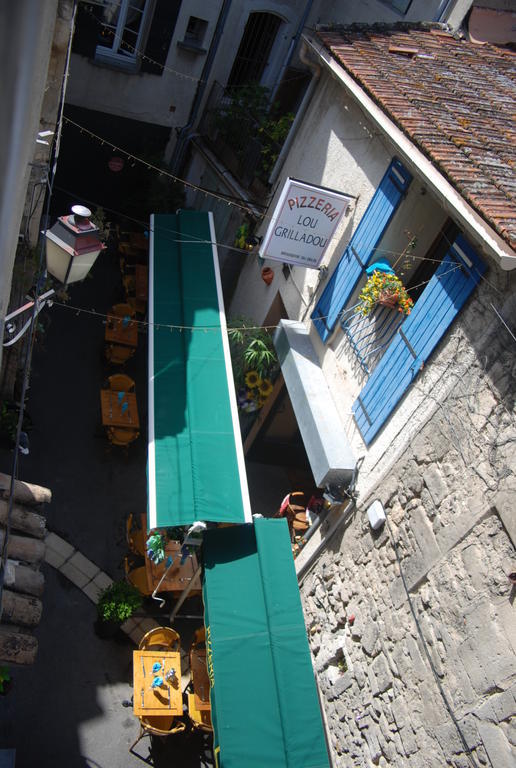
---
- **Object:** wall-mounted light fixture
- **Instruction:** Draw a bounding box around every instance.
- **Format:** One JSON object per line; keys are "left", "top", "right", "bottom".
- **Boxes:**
{"left": 44, "top": 205, "right": 106, "bottom": 285}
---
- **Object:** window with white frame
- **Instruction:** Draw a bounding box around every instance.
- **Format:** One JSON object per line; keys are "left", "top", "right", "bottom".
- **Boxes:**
{"left": 95, "top": 0, "right": 153, "bottom": 70}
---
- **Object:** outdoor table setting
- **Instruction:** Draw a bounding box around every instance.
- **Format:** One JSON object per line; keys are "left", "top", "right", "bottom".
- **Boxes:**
{"left": 100, "top": 389, "right": 140, "bottom": 430}
{"left": 133, "top": 650, "right": 182, "bottom": 716}
{"left": 104, "top": 313, "right": 138, "bottom": 348}
{"left": 141, "top": 514, "right": 201, "bottom": 595}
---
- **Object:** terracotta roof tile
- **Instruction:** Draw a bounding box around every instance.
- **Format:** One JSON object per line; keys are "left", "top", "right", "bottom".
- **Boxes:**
{"left": 316, "top": 23, "right": 516, "bottom": 251}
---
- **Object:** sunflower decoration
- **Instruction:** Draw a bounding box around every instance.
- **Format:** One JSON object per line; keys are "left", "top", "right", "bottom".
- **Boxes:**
{"left": 245, "top": 370, "right": 261, "bottom": 388}
{"left": 258, "top": 378, "right": 273, "bottom": 398}
{"left": 228, "top": 318, "right": 280, "bottom": 415}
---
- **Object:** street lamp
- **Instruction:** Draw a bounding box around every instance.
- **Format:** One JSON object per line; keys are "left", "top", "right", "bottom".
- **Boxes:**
{"left": 4, "top": 205, "right": 106, "bottom": 348}
{"left": 44, "top": 204, "right": 106, "bottom": 285}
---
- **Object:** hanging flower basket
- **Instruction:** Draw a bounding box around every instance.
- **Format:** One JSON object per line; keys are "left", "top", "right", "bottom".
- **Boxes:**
{"left": 377, "top": 290, "right": 400, "bottom": 309}
{"left": 356, "top": 271, "right": 413, "bottom": 317}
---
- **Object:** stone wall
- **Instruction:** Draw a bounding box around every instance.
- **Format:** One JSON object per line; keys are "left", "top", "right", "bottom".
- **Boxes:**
{"left": 301, "top": 280, "right": 516, "bottom": 767}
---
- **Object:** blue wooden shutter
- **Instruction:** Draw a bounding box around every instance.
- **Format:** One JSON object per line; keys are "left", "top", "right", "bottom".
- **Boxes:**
{"left": 353, "top": 234, "right": 486, "bottom": 445}
{"left": 312, "top": 158, "right": 412, "bottom": 342}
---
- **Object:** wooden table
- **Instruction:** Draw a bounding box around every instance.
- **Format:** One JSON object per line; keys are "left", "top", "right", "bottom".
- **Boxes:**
{"left": 142, "top": 515, "right": 201, "bottom": 594}
{"left": 133, "top": 650, "right": 182, "bottom": 716}
{"left": 135, "top": 264, "right": 148, "bottom": 301}
{"left": 100, "top": 390, "right": 140, "bottom": 429}
{"left": 190, "top": 647, "right": 210, "bottom": 711}
{"left": 105, "top": 315, "right": 138, "bottom": 348}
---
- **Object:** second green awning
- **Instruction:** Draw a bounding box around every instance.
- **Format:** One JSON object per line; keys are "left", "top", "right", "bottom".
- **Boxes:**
{"left": 203, "top": 518, "right": 330, "bottom": 768}
{"left": 148, "top": 211, "right": 251, "bottom": 529}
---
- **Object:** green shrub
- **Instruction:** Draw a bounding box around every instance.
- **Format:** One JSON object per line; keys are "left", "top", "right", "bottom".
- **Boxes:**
{"left": 97, "top": 580, "right": 142, "bottom": 623}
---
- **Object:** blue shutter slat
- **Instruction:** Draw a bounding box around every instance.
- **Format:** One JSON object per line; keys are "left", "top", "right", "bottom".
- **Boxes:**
{"left": 353, "top": 234, "right": 485, "bottom": 445}
{"left": 312, "top": 158, "right": 412, "bottom": 342}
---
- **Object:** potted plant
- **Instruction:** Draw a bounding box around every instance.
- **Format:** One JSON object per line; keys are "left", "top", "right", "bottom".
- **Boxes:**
{"left": 95, "top": 580, "right": 142, "bottom": 638}
{"left": 356, "top": 270, "right": 413, "bottom": 317}
{"left": 227, "top": 318, "right": 279, "bottom": 430}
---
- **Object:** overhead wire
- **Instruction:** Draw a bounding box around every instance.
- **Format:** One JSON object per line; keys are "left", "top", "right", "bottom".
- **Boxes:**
{"left": 62, "top": 117, "right": 262, "bottom": 215}
{"left": 53, "top": 175, "right": 503, "bottom": 336}
{"left": 53, "top": 181, "right": 483, "bottom": 290}
{"left": 61, "top": 117, "right": 504, "bottom": 301}
{"left": 49, "top": 262, "right": 464, "bottom": 334}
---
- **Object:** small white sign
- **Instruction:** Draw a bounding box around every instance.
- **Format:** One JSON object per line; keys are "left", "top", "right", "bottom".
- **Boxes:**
{"left": 259, "top": 178, "right": 352, "bottom": 269}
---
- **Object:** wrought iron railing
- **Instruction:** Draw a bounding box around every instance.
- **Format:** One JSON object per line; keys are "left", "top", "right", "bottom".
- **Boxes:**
{"left": 198, "top": 81, "right": 285, "bottom": 191}
{"left": 339, "top": 303, "right": 404, "bottom": 376}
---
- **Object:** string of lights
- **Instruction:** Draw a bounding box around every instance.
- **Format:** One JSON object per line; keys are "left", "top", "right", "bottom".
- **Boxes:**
{"left": 54, "top": 179, "right": 495, "bottom": 306}
{"left": 62, "top": 117, "right": 261, "bottom": 216}
{"left": 49, "top": 263, "right": 462, "bottom": 334}
{"left": 61, "top": 116, "right": 501, "bottom": 300}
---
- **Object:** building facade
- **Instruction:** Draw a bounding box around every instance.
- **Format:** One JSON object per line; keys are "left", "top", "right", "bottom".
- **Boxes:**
{"left": 0, "top": 0, "right": 75, "bottom": 392}
{"left": 228, "top": 22, "right": 516, "bottom": 767}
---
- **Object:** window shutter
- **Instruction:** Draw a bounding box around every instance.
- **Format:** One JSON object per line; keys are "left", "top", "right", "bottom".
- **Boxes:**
{"left": 72, "top": 5, "right": 101, "bottom": 58}
{"left": 141, "top": 0, "right": 181, "bottom": 75}
{"left": 312, "top": 158, "right": 412, "bottom": 342}
{"left": 353, "top": 234, "right": 486, "bottom": 445}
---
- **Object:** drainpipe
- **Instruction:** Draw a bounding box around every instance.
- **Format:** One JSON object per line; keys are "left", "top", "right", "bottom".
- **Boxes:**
{"left": 170, "top": 0, "right": 232, "bottom": 174}
{"left": 268, "top": 39, "right": 320, "bottom": 186}
{"left": 269, "top": 0, "right": 314, "bottom": 104}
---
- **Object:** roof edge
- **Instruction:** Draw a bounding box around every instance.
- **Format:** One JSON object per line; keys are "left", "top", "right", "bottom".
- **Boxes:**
{"left": 315, "top": 20, "right": 452, "bottom": 35}
{"left": 302, "top": 32, "right": 516, "bottom": 271}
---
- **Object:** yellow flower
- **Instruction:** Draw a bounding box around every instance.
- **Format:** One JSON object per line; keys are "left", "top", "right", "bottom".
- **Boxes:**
{"left": 258, "top": 378, "right": 273, "bottom": 397}
{"left": 257, "top": 397, "right": 267, "bottom": 408}
{"left": 245, "top": 371, "right": 261, "bottom": 388}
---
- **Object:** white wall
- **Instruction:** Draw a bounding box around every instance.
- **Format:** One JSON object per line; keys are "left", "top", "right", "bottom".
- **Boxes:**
{"left": 230, "top": 73, "right": 391, "bottom": 325}
{"left": 67, "top": 1, "right": 222, "bottom": 135}
{"left": 230, "top": 68, "right": 486, "bottom": 498}
{"left": 66, "top": 0, "right": 473, "bottom": 170}
{"left": 0, "top": 0, "right": 60, "bottom": 371}
{"left": 67, "top": 0, "right": 308, "bottom": 160}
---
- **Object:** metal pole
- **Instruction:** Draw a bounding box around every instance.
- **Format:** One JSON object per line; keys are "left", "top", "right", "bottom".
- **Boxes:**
{"left": 169, "top": 564, "right": 202, "bottom": 624}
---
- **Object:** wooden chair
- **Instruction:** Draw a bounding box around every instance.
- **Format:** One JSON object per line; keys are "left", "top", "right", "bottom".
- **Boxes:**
{"left": 105, "top": 343, "right": 135, "bottom": 366}
{"left": 129, "top": 715, "right": 186, "bottom": 753}
{"left": 127, "top": 296, "right": 147, "bottom": 316}
{"left": 107, "top": 426, "right": 140, "bottom": 447}
{"left": 138, "top": 626, "right": 180, "bottom": 653}
{"left": 111, "top": 302, "right": 135, "bottom": 318}
{"left": 107, "top": 373, "right": 135, "bottom": 392}
{"left": 124, "top": 556, "right": 152, "bottom": 596}
{"left": 122, "top": 273, "right": 136, "bottom": 296}
{"left": 126, "top": 512, "right": 146, "bottom": 557}
{"left": 192, "top": 626, "right": 205, "bottom": 645}
{"left": 187, "top": 693, "right": 212, "bottom": 733}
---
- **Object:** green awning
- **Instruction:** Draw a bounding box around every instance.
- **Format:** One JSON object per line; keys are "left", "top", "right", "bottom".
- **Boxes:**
{"left": 203, "top": 518, "right": 330, "bottom": 768}
{"left": 148, "top": 211, "right": 251, "bottom": 529}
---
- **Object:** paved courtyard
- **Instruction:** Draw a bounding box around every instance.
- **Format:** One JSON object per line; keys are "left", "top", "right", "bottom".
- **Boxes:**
{"left": 0, "top": 243, "right": 212, "bottom": 767}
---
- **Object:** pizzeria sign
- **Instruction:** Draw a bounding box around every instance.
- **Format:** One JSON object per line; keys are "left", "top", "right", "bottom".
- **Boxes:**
{"left": 259, "top": 178, "right": 352, "bottom": 268}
